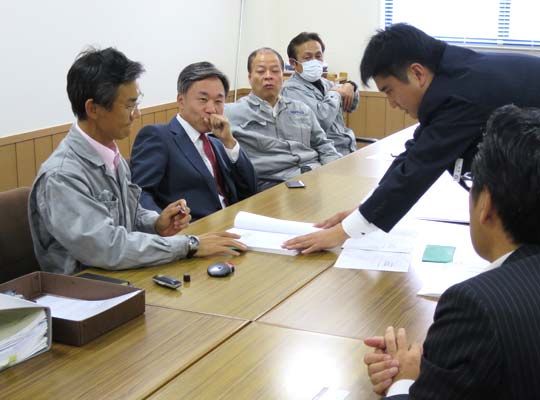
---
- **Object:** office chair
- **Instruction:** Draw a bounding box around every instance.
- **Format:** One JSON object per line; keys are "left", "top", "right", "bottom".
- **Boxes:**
{"left": 0, "top": 187, "right": 40, "bottom": 283}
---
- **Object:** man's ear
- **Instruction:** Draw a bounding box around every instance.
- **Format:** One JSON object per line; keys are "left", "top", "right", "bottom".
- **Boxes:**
{"left": 478, "top": 188, "right": 495, "bottom": 226}
{"left": 177, "top": 93, "right": 184, "bottom": 112}
{"left": 85, "top": 99, "right": 98, "bottom": 120}
{"left": 409, "top": 63, "right": 430, "bottom": 87}
{"left": 290, "top": 58, "right": 302, "bottom": 73}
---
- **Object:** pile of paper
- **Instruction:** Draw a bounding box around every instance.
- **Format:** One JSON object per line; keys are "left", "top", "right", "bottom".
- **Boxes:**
{"left": 227, "top": 211, "right": 320, "bottom": 256}
{"left": 0, "top": 294, "right": 51, "bottom": 370}
{"left": 334, "top": 224, "right": 417, "bottom": 272}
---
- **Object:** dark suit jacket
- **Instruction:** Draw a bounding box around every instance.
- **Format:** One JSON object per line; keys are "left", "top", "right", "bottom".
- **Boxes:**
{"left": 386, "top": 244, "right": 540, "bottom": 399}
{"left": 360, "top": 44, "right": 540, "bottom": 232}
{"left": 130, "top": 117, "right": 257, "bottom": 221}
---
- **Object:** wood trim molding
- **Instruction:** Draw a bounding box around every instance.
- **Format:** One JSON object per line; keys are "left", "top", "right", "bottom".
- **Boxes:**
{"left": 0, "top": 89, "right": 415, "bottom": 191}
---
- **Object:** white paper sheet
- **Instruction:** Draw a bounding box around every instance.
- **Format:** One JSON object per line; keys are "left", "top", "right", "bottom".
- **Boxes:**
{"left": 409, "top": 172, "right": 470, "bottom": 224}
{"left": 227, "top": 228, "right": 298, "bottom": 256}
{"left": 334, "top": 249, "right": 411, "bottom": 272}
{"left": 345, "top": 225, "right": 417, "bottom": 253}
{"left": 35, "top": 291, "right": 141, "bottom": 321}
{"left": 311, "top": 387, "right": 350, "bottom": 400}
{"left": 366, "top": 152, "right": 396, "bottom": 162}
{"left": 415, "top": 246, "right": 489, "bottom": 297}
{"left": 333, "top": 220, "right": 418, "bottom": 271}
{"left": 233, "top": 211, "right": 320, "bottom": 236}
{"left": 228, "top": 212, "right": 319, "bottom": 256}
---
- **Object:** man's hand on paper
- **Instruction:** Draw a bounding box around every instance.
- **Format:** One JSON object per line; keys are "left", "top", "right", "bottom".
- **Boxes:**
{"left": 282, "top": 223, "right": 349, "bottom": 254}
{"left": 155, "top": 199, "right": 191, "bottom": 236}
{"left": 196, "top": 232, "right": 247, "bottom": 257}
{"left": 313, "top": 208, "right": 356, "bottom": 229}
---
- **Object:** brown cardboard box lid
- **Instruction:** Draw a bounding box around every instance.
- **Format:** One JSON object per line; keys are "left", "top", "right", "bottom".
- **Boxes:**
{"left": 0, "top": 272, "right": 145, "bottom": 346}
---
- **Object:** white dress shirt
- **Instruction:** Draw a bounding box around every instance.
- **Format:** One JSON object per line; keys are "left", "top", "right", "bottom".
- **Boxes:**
{"left": 176, "top": 114, "right": 240, "bottom": 208}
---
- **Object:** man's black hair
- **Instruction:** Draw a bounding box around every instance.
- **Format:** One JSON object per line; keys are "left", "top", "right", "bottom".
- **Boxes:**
{"left": 360, "top": 23, "right": 445, "bottom": 86}
{"left": 471, "top": 104, "right": 540, "bottom": 245}
{"left": 287, "top": 32, "right": 325, "bottom": 60}
{"left": 177, "top": 61, "right": 230, "bottom": 95}
{"left": 67, "top": 47, "right": 144, "bottom": 120}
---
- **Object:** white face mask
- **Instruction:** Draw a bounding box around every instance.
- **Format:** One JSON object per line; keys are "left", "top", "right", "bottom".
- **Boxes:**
{"left": 299, "top": 59, "right": 323, "bottom": 82}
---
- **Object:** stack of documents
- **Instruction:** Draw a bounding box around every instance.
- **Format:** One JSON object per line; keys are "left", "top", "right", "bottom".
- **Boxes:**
{"left": 333, "top": 219, "right": 490, "bottom": 293}
{"left": 334, "top": 224, "right": 417, "bottom": 272}
{"left": 0, "top": 293, "right": 52, "bottom": 371}
{"left": 227, "top": 211, "right": 320, "bottom": 256}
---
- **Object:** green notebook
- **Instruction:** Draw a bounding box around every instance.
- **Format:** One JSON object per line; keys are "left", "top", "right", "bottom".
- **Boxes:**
{"left": 422, "top": 245, "right": 456, "bottom": 263}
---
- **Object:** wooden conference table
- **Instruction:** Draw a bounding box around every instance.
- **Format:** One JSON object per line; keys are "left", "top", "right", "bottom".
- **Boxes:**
{"left": 1, "top": 125, "right": 447, "bottom": 399}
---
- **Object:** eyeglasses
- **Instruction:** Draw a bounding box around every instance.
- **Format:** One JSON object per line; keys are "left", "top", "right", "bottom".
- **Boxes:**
{"left": 460, "top": 171, "right": 473, "bottom": 190}
{"left": 126, "top": 93, "right": 144, "bottom": 117}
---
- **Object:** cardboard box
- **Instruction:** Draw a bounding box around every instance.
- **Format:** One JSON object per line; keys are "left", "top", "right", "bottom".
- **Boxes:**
{"left": 0, "top": 272, "right": 145, "bottom": 346}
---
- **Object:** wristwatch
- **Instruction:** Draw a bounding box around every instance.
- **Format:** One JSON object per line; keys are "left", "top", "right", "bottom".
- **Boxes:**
{"left": 346, "top": 80, "right": 358, "bottom": 92}
{"left": 186, "top": 235, "right": 200, "bottom": 258}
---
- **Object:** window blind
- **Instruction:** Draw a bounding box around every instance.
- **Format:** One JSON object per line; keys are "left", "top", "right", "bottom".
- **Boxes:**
{"left": 384, "top": 0, "right": 540, "bottom": 49}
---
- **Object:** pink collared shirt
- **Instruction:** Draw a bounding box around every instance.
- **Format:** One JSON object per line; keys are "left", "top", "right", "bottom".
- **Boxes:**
{"left": 76, "top": 123, "right": 120, "bottom": 174}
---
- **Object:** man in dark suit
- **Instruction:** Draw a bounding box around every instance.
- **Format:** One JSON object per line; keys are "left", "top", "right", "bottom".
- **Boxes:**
{"left": 283, "top": 23, "right": 540, "bottom": 254}
{"left": 364, "top": 105, "right": 540, "bottom": 399}
{"left": 130, "top": 62, "right": 257, "bottom": 221}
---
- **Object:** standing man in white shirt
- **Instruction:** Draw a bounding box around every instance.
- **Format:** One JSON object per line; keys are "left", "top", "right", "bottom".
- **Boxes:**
{"left": 283, "top": 23, "right": 540, "bottom": 254}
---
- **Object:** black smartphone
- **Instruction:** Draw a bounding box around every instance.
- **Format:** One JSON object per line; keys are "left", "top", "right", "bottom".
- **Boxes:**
{"left": 286, "top": 180, "right": 306, "bottom": 189}
{"left": 152, "top": 274, "right": 182, "bottom": 289}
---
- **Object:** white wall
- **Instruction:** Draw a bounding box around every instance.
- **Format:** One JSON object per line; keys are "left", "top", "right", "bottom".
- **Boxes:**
{"left": 0, "top": 0, "right": 382, "bottom": 138}
{"left": 0, "top": 0, "right": 242, "bottom": 137}
{"left": 238, "top": 0, "right": 381, "bottom": 88}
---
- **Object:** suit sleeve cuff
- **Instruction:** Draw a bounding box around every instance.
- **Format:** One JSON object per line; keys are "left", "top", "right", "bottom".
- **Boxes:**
{"left": 386, "top": 379, "right": 415, "bottom": 396}
{"left": 224, "top": 141, "right": 240, "bottom": 163}
{"left": 342, "top": 210, "right": 378, "bottom": 238}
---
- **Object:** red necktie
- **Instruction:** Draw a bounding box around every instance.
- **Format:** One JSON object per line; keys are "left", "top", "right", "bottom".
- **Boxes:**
{"left": 200, "top": 133, "right": 228, "bottom": 205}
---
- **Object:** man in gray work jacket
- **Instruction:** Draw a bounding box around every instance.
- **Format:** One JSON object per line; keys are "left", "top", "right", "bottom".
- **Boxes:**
{"left": 29, "top": 47, "right": 246, "bottom": 275}
{"left": 282, "top": 32, "right": 359, "bottom": 155}
{"left": 225, "top": 47, "right": 341, "bottom": 191}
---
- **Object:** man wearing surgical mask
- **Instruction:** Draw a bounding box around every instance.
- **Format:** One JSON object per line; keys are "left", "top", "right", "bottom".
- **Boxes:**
{"left": 283, "top": 32, "right": 359, "bottom": 155}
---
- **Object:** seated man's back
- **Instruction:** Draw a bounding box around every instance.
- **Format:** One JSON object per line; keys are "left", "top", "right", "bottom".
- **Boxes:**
{"left": 225, "top": 47, "right": 341, "bottom": 191}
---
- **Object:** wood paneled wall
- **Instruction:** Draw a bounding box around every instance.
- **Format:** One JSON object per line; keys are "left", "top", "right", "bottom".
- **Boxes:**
{"left": 0, "top": 102, "right": 179, "bottom": 191}
{"left": 347, "top": 91, "right": 417, "bottom": 140}
{"left": 0, "top": 89, "right": 414, "bottom": 191}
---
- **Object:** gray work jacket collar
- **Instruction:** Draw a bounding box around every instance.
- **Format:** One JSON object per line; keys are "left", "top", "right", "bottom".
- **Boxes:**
{"left": 64, "top": 124, "right": 117, "bottom": 179}
{"left": 246, "top": 91, "right": 293, "bottom": 116}
{"left": 288, "top": 72, "right": 323, "bottom": 93}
